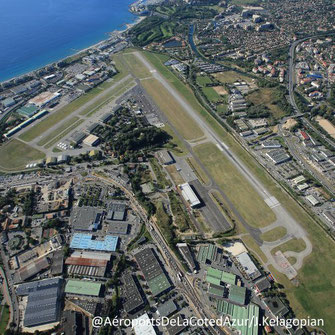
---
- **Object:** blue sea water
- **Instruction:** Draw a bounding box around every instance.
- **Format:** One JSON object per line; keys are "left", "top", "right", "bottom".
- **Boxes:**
{"left": 0, "top": 0, "right": 136, "bottom": 81}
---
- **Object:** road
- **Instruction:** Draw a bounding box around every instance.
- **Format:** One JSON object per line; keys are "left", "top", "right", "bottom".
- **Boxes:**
{"left": 288, "top": 36, "right": 335, "bottom": 150}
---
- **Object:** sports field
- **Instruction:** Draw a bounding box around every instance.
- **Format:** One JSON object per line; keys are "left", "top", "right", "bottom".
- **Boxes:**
{"left": 141, "top": 78, "right": 204, "bottom": 141}
{"left": 0, "top": 139, "right": 45, "bottom": 171}
{"left": 194, "top": 142, "right": 276, "bottom": 228}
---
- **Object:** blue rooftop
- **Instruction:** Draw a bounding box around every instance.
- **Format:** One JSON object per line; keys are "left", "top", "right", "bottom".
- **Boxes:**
{"left": 70, "top": 233, "right": 118, "bottom": 252}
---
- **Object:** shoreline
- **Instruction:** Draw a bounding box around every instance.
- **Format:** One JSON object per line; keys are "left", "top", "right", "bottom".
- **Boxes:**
{"left": 0, "top": 13, "right": 145, "bottom": 85}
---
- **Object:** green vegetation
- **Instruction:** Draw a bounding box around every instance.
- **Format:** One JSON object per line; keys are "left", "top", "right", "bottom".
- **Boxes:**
{"left": 0, "top": 305, "right": 10, "bottom": 334}
{"left": 0, "top": 139, "right": 45, "bottom": 171}
{"left": 202, "top": 87, "right": 222, "bottom": 103}
{"left": 247, "top": 87, "right": 293, "bottom": 119}
{"left": 241, "top": 235, "right": 268, "bottom": 263}
{"left": 44, "top": 119, "right": 84, "bottom": 149}
{"left": 123, "top": 53, "right": 152, "bottom": 78}
{"left": 162, "top": 124, "right": 187, "bottom": 156}
{"left": 261, "top": 227, "right": 287, "bottom": 242}
{"left": 141, "top": 78, "right": 204, "bottom": 140}
{"left": 196, "top": 75, "right": 212, "bottom": 86}
{"left": 168, "top": 191, "right": 193, "bottom": 232}
{"left": 186, "top": 157, "right": 210, "bottom": 185}
{"left": 271, "top": 238, "right": 307, "bottom": 255}
{"left": 37, "top": 116, "right": 80, "bottom": 146}
{"left": 129, "top": 16, "right": 176, "bottom": 46}
{"left": 214, "top": 70, "right": 254, "bottom": 84}
{"left": 194, "top": 142, "right": 276, "bottom": 228}
{"left": 128, "top": 223, "right": 152, "bottom": 251}
{"left": 155, "top": 201, "right": 176, "bottom": 245}
{"left": 150, "top": 157, "right": 171, "bottom": 189}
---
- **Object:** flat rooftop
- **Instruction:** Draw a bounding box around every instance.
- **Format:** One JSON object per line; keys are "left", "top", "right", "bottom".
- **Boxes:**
{"left": 70, "top": 233, "right": 118, "bottom": 252}
{"left": 65, "top": 279, "right": 102, "bottom": 296}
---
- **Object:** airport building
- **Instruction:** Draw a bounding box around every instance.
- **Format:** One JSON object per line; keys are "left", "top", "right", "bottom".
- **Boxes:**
{"left": 133, "top": 313, "right": 157, "bottom": 335}
{"left": 178, "top": 183, "right": 201, "bottom": 208}
{"left": 236, "top": 252, "right": 261, "bottom": 280}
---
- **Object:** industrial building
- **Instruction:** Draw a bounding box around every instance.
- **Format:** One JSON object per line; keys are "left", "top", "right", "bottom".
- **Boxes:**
{"left": 217, "top": 300, "right": 259, "bottom": 335}
{"left": 266, "top": 149, "right": 291, "bottom": 164}
{"left": 206, "top": 267, "right": 236, "bottom": 286}
{"left": 305, "top": 194, "right": 320, "bottom": 206}
{"left": 176, "top": 243, "right": 196, "bottom": 271}
{"left": 65, "top": 255, "right": 108, "bottom": 278}
{"left": 29, "top": 91, "right": 60, "bottom": 108}
{"left": 323, "top": 211, "right": 335, "bottom": 227}
{"left": 17, "top": 105, "right": 38, "bottom": 118}
{"left": 100, "top": 112, "right": 113, "bottom": 123}
{"left": 83, "top": 134, "right": 100, "bottom": 146}
{"left": 228, "top": 285, "right": 247, "bottom": 305}
{"left": 157, "top": 300, "right": 177, "bottom": 317}
{"left": 134, "top": 248, "right": 171, "bottom": 296}
{"left": 86, "top": 123, "right": 99, "bottom": 134}
{"left": 107, "top": 222, "right": 129, "bottom": 235}
{"left": 236, "top": 252, "right": 261, "bottom": 280}
{"left": 71, "top": 207, "right": 103, "bottom": 231}
{"left": 61, "top": 310, "right": 89, "bottom": 335}
{"left": 261, "top": 140, "right": 281, "bottom": 149}
{"left": 16, "top": 278, "right": 62, "bottom": 328}
{"left": 197, "top": 244, "right": 226, "bottom": 265}
{"left": 65, "top": 279, "right": 102, "bottom": 297}
{"left": 164, "top": 314, "right": 187, "bottom": 335}
{"left": 122, "top": 272, "right": 145, "bottom": 314}
{"left": 17, "top": 256, "right": 50, "bottom": 282}
{"left": 70, "top": 132, "right": 86, "bottom": 147}
{"left": 70, "top": 233, "right": 118, "bottom": 252}
{"left": 133, "top": 313, "right": 157, "bottom": 335}
{"left": 106, "top": 202, "right": 126, "bottom": 221}
{"left": 157, "top": 150, "right": 175, "bottom": 165}
{"left": 178, "top": 183, "right": 201, "bottom": 208}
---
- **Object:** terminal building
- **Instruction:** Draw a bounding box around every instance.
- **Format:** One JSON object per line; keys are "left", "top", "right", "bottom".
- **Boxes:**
{"left": 178, "top": 183, "right": 201, "bottom": 208}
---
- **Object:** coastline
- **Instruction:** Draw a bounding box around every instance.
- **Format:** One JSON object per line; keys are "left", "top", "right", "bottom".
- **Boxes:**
{"left": 0, "top": 13, "right": 145, "bottom": 85}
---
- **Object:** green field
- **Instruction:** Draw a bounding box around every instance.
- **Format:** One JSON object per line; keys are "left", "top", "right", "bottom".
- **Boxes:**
{"left": 0, "top": 139, "right": 45, "bottom": 171}
{"left": 271, "top": 238, "right": 307, "bottom": 255}
{"left": 202, "top": 87, "right": 222, "bottom": 103}
{"left": 141, "top": 78, "right": 204, "bottom": 141}
{"left": 141, "top": 51, "right": 335, "bottom": 331}
{"left": 38, "top": 116, "right": 80, "bottom": 146}
{"left": 247, "top": 88, "right": 287, "bottom": 119}
{"left": 123, "top": 53, "right": 152, "bottom": 79}
{"left": 214, "top": 70, "right": 254, "bottom": 84}
{"left": 44, "top": 119, "right": 84, "bottom": 149}
{"left": 196, "top": 75, "right": 212, "bottom": 86}
{"left": 194, "top": 142, "right": 276, "bottom": 228}
{"left": 241, "top": 235, "right": 268, "bottom": 263}
{"left": 261, "top": 226, "right": 287, "bottom": 242}
{"left": 0, "top": 304, "right": 9, "bottom": 334}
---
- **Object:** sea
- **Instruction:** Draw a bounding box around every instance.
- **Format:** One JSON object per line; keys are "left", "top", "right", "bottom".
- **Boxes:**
{"left": 0, "top": 0, "right": 137, "bottom": 82}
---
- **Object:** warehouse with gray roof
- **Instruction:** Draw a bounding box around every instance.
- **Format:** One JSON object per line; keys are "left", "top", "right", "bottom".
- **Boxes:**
{"left": 16, "top": 278, "right": 62, "bottom": 328}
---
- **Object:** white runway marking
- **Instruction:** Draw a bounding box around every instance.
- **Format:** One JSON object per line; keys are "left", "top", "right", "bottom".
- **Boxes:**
{"left": 265, "top": 196, "right": 280, "bottom": 208}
